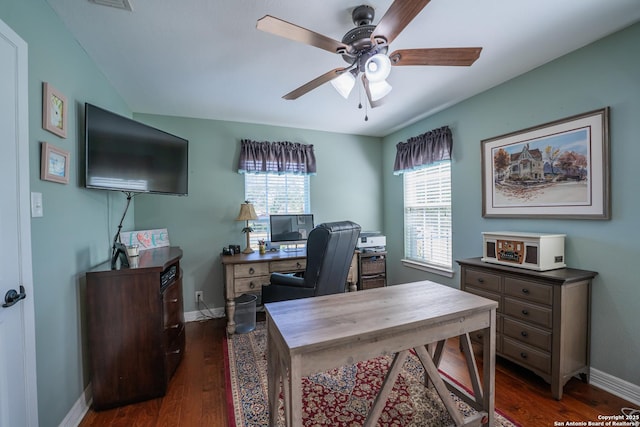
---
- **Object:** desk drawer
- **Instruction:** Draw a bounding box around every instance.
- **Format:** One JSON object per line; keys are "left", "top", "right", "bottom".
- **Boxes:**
{"left": 270, "top": 259, "right": 305, "bottom": 273}
{"left": 464, "top": 268, "right": 501, "bottom": 293}
{"left": 504, "top": 278, "right": 552, "bottom": 306}
{"left": 504, "top": 297, "right": 552, "bottom": 329}
{"left": 236, "top": 276, "right": 270, "bottom": 294}
{"left": 234, "top": 262, "right": 269, "bottom": 278}
{"left": 503, "top": 318, "right": 551, "bottom": 352}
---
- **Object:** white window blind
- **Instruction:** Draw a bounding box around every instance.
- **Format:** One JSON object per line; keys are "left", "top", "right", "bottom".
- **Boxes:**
{"left": 403, "top": 161, "right": 452, "bottom": 269}
{"left": 244, "top": 173, "right": 310, "bottom": 245}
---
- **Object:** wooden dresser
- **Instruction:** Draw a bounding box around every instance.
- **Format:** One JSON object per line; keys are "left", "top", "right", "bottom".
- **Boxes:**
{"left": 222, "top": 251, "right": 357, "bottom": 334}
{"left": 86, "top": 246, "right": 184, "bottom": 410}
{"left": 457, "top": 257, "right": 597, "bottom": 400}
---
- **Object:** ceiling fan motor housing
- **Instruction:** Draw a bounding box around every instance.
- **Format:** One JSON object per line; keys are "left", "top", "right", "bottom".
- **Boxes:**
{"left": 341, "top": 5, "right": 388, "bottom": 65}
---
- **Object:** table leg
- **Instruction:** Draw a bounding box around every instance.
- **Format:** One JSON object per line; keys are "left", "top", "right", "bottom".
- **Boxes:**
{"left": 459, "top": 333, "right": 483, "bottom": 405}
{"left": 415, "top": 345, "right": 465, "bottom": 426}
{"left": 286, "top": 355, "right": 303, "bottom": 427}
{"left": 267, "top": 324, "right": 280, "bottom": 426}
{"left": 226, "top": 298, "right": 236, "bottom": 335}
{"left": 365, "top": 350, "right": 410, "bottom": 427}
{"left": 481, "top": 308, "right": 496, "bottom": 427}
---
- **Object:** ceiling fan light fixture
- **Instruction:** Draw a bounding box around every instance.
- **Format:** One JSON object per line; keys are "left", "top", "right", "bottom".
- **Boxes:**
{"left": 364, "top": 53, "right": 391, "bottom": 82}
{"left": 330, "top": 72, "right": 356, "bottom": 99}
{"left": 369, "top": 79, "right": 392, "bottom": 101}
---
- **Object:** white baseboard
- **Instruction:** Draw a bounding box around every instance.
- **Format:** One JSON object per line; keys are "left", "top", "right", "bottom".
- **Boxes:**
{"left": 590, "top": 368, "right": 640, "bottom": 406}
{"left": 184, "top": 305, "right": 225, "bottom": 322}
{"left": 59, "top": 385, "right": 91, "bottom": 427}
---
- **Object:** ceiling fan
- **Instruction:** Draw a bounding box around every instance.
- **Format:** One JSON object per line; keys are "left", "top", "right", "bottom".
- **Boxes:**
{"left": 256, "top": 0, "right": 482, "bottom": 108}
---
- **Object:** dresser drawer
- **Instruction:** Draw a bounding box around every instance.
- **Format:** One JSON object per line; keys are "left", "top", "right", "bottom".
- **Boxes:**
{"left": 163, "top": 282, "right": 182, "bottom": 327}
{"left": 503, "top": 318, "right": 551, "bottom": 352}
{"left": 464, "top": 287, "right": 502, "bottom": 312}
{"left": 270, "top": 259, "right": 306, "bottom": 273}
{"left": 464, "top": 269, "right": 501, "bottom": 293}
{"left": 503, "top": 337, "right": 551, "bottom": 375}
{"left": 468, "top": 316, "right": 503, "bottom": 352}
{"left": 234, "top": 262, "right": 269, "bottom": 278}
{"left": 504, "top": 277, "right": 552, "bottom": 306}
{"left": 504, "top": 297, "right": 552, "bottom": 329}
{"left": 235, "top": 276, "right": 270, "bottom": 294}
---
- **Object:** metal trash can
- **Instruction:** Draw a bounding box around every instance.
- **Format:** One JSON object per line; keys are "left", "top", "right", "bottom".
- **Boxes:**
{"left": 234, "top": 294, "right": 257, "bottom": 334}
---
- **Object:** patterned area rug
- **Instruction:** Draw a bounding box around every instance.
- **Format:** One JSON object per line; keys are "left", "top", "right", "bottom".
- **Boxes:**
{"left": 225, "top": 322, "right": 519, "bottom": 426}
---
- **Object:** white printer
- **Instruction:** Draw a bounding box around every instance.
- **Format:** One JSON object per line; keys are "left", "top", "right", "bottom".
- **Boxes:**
{"left": 356, "top": 231, "right": 386, "bottom": 251}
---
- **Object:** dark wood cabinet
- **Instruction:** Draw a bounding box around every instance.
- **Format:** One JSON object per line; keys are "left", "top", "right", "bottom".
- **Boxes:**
{"left": 86, "top": 246, "right": 184, "bottom": 410}
{"left": 358, "top": 251, "right": 387, "bottom": 290}
{"left": 457, "top": 257, "right": 597, "bottom": 400}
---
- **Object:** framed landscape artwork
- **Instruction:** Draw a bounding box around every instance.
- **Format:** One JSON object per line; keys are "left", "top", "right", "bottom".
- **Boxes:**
{"left": 481, "top": 108, "right": 610, "bottom": 219}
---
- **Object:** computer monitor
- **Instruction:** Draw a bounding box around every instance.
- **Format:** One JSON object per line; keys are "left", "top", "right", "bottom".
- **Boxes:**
{"left": 269, "top": 214, "right": 314, "bottom": 247}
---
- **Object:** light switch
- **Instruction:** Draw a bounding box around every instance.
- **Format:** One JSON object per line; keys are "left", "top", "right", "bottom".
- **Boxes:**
{"left": 31, "top": 192, "right": 43, "bottom": 217}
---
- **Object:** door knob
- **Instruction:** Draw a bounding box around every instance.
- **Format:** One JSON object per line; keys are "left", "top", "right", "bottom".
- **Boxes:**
{"left": 2, "top": 285, "right": 26, "bottom": 308}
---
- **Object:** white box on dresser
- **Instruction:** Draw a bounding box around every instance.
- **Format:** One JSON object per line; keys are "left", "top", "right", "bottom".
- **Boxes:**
{"left": 481, "top": 231, "right": 566, "bottom": 271}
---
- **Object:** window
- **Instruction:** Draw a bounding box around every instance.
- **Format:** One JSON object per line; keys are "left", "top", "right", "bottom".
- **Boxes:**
{"left": 244, "top": 173, "right": 310, "bottom": 245}
{"left": 403, "top": 161, "right": 452, "bottom": 271}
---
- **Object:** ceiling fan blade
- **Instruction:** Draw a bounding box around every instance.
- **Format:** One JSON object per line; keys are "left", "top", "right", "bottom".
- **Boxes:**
{"left": 283, "top": 68, "right": 350, "bottom": 100}
{"left": 370, "top": 0, "right": 432, "bottom": 46}
{"left": 389, "top": 48, "right": 482, "bottom": 66}
{"left": 257, "top": 15, "right": 348, "bottom": 54}
{"left": 362, "top": 75, "right": 384, "bottom": 109}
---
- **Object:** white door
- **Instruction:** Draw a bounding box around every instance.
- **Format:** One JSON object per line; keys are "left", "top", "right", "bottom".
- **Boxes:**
{"left": 0, "top": 18, "right": 39, "bottom": 427}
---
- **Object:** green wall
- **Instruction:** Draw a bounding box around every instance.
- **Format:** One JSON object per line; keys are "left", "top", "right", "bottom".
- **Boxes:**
{"left": 383, "top": 23, "right": 640, "bottom": 387}
{"left": 131, "top": 115, "right": 383, "bottom": 312}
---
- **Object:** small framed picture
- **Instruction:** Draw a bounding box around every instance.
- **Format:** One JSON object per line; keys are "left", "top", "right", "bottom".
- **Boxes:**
{"left": 41, "top": 142, "right": 70, "bottom": 184}
{"left": 42, "top": 82, "right": 68, "bottom": 138}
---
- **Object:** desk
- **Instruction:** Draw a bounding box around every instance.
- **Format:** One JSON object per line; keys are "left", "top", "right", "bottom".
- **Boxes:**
{"left": 265, "top": 281, "right": 498, "bottom": 427}
{"left": 221, "top": 251, "right": 357, "bottom": 334}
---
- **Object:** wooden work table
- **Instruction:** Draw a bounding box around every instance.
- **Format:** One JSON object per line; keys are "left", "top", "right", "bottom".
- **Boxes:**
{"left": 265, "top": 280, "right": 498, "bottom": 426}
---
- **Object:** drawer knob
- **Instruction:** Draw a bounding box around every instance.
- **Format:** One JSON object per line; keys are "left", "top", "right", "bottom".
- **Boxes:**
{"left": 249, "top": 267, "right": 255, "bottom": 275}
{"left": 521, "top": 331, "right": 529, "bottom": 337}
{"left": 249, "top": 282, "right": 255, "bottom": 289}
{"left": 520, "top": 352, "right": 528, "bottom": 359}
{"left": 522, "top": 288, "right": 530, "bottom": 294}
{"left": 477, "top": 278, "right": 484, "bottom": 283}
{"left": 296, "top": 262, "right": 302, "bottom": 269}
{"left": 521, "top": 309, "right": 529, "bottom": 315}
{"left": 168, "top": 298, "right": 179, "bottom": 303}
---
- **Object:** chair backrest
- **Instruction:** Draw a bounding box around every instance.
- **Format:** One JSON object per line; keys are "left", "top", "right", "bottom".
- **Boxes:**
{"left": 303, "top": 221, "right": 361, "bottom": 296}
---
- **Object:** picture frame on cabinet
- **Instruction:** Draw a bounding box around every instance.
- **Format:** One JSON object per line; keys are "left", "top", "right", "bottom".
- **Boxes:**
{"left": 481, "top": 107, "right": 610, "bottom": 219}
{"left": 42, "top": 82, "right": 68, "bottom": 138}
{"left": 40, "top": 142, "right": 70, "bottom": 184}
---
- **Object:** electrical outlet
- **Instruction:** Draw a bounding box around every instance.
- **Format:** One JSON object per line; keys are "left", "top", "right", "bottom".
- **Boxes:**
{"left": 195, "top": 291, "right": 203, "bottom": 304}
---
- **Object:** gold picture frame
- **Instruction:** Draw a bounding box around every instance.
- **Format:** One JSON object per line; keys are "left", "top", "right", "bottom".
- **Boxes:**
{"left": 42, "top": 82, "right": 68, "bottom": 138}
{"left": 41, "top": 142, "right": 70, "bottom": 184}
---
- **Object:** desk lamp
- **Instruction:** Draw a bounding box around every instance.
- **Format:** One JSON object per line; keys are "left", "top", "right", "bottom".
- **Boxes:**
{"left": 236, "top": 201, "right": 258, "bottom": 254}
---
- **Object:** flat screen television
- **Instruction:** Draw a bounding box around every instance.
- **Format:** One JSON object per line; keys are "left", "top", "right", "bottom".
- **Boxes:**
{"left": 84, "top": 103, "right": 188, "bottom": 195}
{"left": 270, "top": 214, "right": 315, "bottom": 245}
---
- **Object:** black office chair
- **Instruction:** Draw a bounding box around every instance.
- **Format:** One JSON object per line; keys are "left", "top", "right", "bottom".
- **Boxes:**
{"left": 261, "top": 221, "right": 361, "bottom": 304}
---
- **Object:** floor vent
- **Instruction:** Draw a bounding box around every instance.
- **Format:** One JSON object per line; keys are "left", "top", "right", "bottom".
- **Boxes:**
{"left": 89, "top": 0, "right": 133, "bottom": 11}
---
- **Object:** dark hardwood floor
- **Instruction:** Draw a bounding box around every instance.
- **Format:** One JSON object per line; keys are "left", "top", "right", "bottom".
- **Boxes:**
{"left": 80, "top": 317, "right": 636, "bottom": 426}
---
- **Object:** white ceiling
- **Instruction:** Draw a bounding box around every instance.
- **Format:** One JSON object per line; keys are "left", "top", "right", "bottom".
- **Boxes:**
{"left": 45, "top": 0, "right": 640, "bottom": 137}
